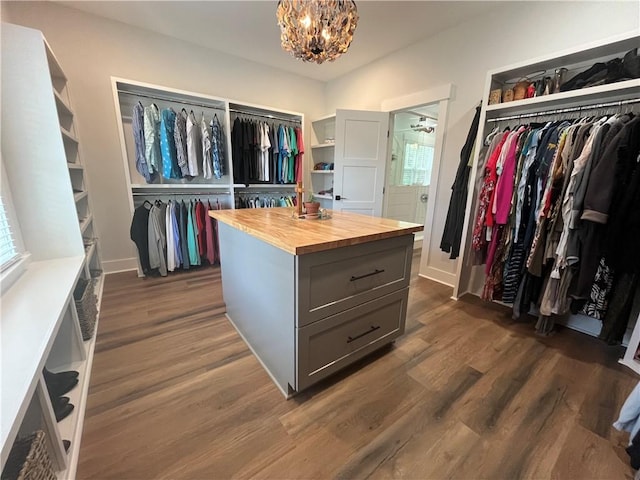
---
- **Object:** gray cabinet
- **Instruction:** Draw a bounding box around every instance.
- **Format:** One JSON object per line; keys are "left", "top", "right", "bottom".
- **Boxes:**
{"left": 217, "top": 220, "right": 414, "bottom": 396}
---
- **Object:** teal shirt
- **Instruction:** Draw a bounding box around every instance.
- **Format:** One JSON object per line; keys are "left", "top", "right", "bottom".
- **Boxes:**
{"left": 187, "top": 202, "right": 200, "bottom": 266}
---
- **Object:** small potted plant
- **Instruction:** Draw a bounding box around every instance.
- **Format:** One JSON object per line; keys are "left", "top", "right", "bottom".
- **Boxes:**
{"left": 304, "top": 193, "right": 320, "bottom": 216}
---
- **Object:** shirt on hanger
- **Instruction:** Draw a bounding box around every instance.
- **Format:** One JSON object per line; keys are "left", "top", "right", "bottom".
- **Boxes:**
{"left": 132, "top": 101, "right": 151, "bottom": 182}
{"left": 143, "top": 103, "right": 161, "bottom": 176}
{"left": 186, "top": 111, "right": 201, "bottom": 177}
{"left": 160, "top": 108, "right": 180, "bottom": 179}
{"left": 174, "top": 109, "right": 190, "bottom": 177}
{"left": 201, "top": 113, "right": 213, "bottom": 180}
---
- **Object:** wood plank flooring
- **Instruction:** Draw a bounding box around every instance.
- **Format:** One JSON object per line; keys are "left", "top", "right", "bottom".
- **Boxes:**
{"left": 77, "top": 256, "right": 638, "bottom": 479}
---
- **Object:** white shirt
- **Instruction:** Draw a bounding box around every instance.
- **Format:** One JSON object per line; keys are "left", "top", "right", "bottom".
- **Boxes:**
{"left": 166, "top": 202, "right": 175, "bottom": 272}
{"left": 186, "top": 111, "right": 200, "bottom": 177}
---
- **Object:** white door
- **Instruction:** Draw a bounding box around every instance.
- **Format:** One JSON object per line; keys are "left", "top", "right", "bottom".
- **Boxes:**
{"left": 333, "top": 109, "right": 389, "bottom": 216}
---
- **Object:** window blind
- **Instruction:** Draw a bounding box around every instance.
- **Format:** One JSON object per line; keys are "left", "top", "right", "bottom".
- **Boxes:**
{"left": 0, "top": 196, "right": 19, "bottom": 270}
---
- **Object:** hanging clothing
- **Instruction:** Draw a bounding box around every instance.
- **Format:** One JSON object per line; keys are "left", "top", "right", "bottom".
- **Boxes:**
{"left": 440, "top": 105, "right": 481, "bottom": 259}
{"left": 172, "top": 201, "right": 182, "bottom": 268}
{"left": 187, "top": 201, "right": 201, "bottom": 266}
{"left": 211, "top": 114, "right": 225, "bottom": 180}
{"left": 160, "top": 108, "right": 180, "bottom": 179}
{"left": 180, "top": 201, "right": 191, "bottom": 270}
{"left": 174, "top": 109, "right": 190, "bottom": 177}
{"left": 132, "top": 101, "right": 151, "bottom": 182}
{"left": 468, "top": 109, "right": 640, "bottom": 341}
{"left": 130, "top": 202, "right": 152, "bottom": 274}
{"left": 201, "top": 113, "right": 213, "bottom": 180}
{"left": 148, "top": 202, "right": 167, "bottom": 277}
{"left": 195, "top": 201, "right": 207, "bottom": 257}
{"left": 186, "top": 111, "right": 200, "bottom": 177}
{"left": 206, "top": 201, "right": 216, "bottom": 265}
{"left": 166, "top": 201, "right": 176, "bottom": 272}
{"left": 143, "top": 103, "right": 161, "bottom": 176}
{"left": 295, "top": 126, "right": 305, "bottom": 184}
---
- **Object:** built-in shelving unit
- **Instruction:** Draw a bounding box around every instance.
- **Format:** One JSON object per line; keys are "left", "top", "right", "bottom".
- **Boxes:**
{"left": 111, "top": 77, "right": 304, "bottom": 276}
{"left": 1, "top": 23, "right": 103, "bottom": 479}
{"left": 452, "top": 31, "right": 640, "bottom": 373}
{"left": 310, "top": 115, "right": 336, "bottom": 207}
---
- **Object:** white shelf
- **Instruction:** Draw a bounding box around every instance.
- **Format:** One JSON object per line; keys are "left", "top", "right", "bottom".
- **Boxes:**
{"left": 314, "top": 194, "right": 332, "bottom": 200}
{"left": 68, "top": 164, "right": 83, "bottom": 170}
{"left": 44, "top": 39, "right": 66, "bottom": 81}
{"left": 1, "top": 257, "right": 85, "bottom": 466}
{"left": 312, "top": 113, "right": 336, "bottom": 123}
{"left": 74, "top": 191, "right": 87, "bottom": 202}
{"left": 60, "top": 127, "right": 78, "bottom": 144}
{"left": 131, "top": 183, "right": 230, "bottom": 190}
{"left": 85, "top": 242, "right": 96, "bottom": 262}
{"left": 486, "top": 79, "right": 640, "bottom": 116}
{"left": 94, "top": 273, "right": 105, "bottom": 312}
{"left": 80, "top": 215, "right": 93, "bottom": 233}
{"left": 311, "top": 143, "right": 335, "bottom": 149}
{"left": 310, "top": 170, "right": 334, "bottom": 175}
{"left": 55, "top": 273, "right": 104, "bottom": 480}
{"left": 53, "top": 90, "right": 73, "bottom": 117}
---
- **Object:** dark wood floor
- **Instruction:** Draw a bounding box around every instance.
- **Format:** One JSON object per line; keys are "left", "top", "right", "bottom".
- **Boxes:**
{"left": 77, "top": 255, "right": 638, "bottom": 479}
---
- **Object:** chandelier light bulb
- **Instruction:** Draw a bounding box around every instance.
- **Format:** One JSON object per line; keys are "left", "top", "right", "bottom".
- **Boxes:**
{"left": 276, "top": 0, "right": 359, "bottom": 64}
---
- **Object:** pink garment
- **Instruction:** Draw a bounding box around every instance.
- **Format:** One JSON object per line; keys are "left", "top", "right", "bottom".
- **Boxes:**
{"left": 494, "top": 127, "right": 526, "bottom": 224}
{"left": 205, "top": 201, "right": 215, "bottom": 265}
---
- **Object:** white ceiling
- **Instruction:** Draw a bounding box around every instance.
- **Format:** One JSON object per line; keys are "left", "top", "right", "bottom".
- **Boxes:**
{"left": 57, "top": 0, "right": 500, "bottom": 82}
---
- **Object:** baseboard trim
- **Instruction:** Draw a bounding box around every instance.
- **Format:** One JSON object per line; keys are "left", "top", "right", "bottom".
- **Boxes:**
{"left": 102, "top": 257, "right": 138, "bottom": 274}
{"left": 418, "top": 268, "right": 455, "bottom": 287}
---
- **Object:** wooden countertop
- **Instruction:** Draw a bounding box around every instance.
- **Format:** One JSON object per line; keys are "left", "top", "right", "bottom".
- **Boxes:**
{"left": 210, "top": 208, "right": 423, "bottom": 255}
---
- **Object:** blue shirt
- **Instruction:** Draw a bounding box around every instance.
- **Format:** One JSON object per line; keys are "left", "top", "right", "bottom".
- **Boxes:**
{"left": 160, "top": 108, "right": 180, "bottom": 179}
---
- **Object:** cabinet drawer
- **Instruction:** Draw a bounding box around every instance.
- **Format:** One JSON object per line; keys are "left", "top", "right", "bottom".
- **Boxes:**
{"left": 297, "top": 235, "right": 412, "bottom": 327}
{"left": 296, "top": 288, "right": 408, "bottom": 391}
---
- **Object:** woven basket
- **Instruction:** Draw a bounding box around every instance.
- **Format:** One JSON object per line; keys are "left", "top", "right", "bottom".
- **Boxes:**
{"left": 74, "top": 278, "right": 97, "bottom": 341}
{"left": 1, "top": 430, "right": 56, "bottom": 480}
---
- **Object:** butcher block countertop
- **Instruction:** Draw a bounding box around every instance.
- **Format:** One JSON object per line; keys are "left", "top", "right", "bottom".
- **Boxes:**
{"left": 210, "top": 207, "right": 423, "bottom": 255}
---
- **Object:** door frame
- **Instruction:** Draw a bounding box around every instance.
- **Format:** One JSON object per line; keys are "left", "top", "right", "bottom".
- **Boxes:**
{"left": 381, "top": 84, "right": 453, "bottom": 286}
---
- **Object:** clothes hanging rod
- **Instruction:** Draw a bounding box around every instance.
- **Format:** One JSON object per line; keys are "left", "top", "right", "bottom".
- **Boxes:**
{"left": 132, "top": 191, "right": 230, "bottom": 196}
{"left": 118, "top": 89, "right": 226, "bottom": 112}
{"left": 487, "top": 97, "right": 640, "bottom": 123}
{"left": 229, "top": 109, "right": 301, "bottom": 123}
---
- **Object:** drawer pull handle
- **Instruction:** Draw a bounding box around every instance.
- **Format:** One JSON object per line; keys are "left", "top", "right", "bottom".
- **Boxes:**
{"left": 350, "top": 269, "right": 385, "bottom": 282}
{"left": 347, "top": 325, "right": 380, "bottom": 343}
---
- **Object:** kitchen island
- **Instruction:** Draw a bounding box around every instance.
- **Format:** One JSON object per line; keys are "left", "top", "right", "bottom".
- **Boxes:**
{"left": 210, "top": 207, "right": 423, "bottom": 397}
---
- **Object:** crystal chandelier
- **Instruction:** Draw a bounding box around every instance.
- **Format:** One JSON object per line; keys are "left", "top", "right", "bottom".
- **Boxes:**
{"left": 276, "top": 0, "right": 359, "bottom": 64}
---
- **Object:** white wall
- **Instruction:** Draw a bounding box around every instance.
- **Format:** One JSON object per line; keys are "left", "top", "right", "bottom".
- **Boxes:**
{"left": 2, "top": 1, "right": 326, "bottom": 272}
{"left": 324, "top": 1, "right": 640, "bottom": 286}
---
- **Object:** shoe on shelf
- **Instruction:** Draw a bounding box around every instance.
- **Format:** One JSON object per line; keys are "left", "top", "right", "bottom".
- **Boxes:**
{"left": 45, "top": 374, "right": 78, "bottom": 400}
{"left": 52, "top": 396, "right": 74, "bottom": 423}
{"left": 63, "top": 440, "right": 71, "bottom": 452}
{"left": 43, "top": 368, "right": 79, "bottom": 382}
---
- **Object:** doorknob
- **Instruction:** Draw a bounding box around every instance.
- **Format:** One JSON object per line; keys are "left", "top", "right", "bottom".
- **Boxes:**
{"left": 336, "top": 195, "right": 345, "bottom": 201}
{"left": 420, "top": 193, "right": 428, "bottom": 203}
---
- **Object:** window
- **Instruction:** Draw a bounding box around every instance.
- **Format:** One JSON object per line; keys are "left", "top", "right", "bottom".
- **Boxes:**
{"left": 0, "top": 158, "right": 27, "bottom": 293}
{"left": 402, "top": 142, "right": 434, "bottom": 186}
{"left": 0, "top": 195, "right": 19, "bottom": 270}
